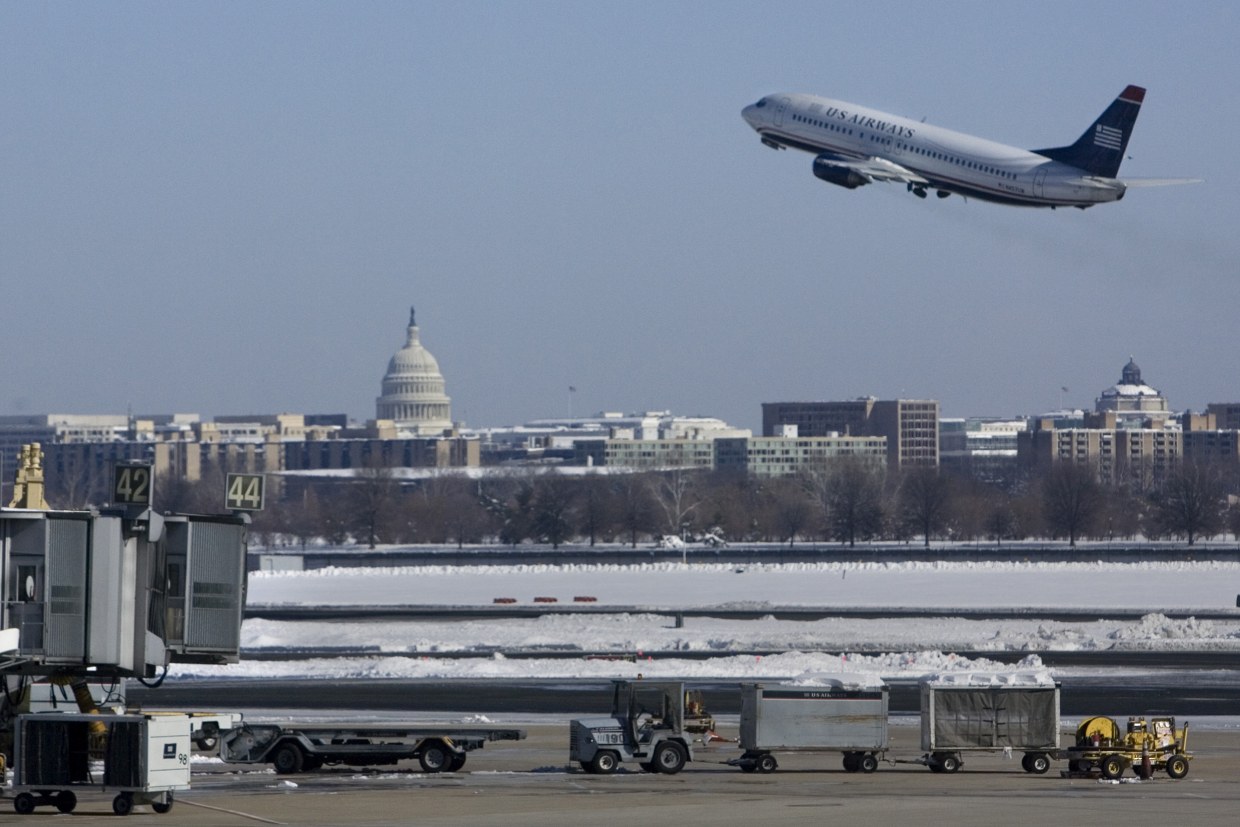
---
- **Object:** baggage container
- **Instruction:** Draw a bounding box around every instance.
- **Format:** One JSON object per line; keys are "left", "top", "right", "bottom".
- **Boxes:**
{"left": 732, "top": 674, "right": 888, "bottom": 773}
{"left": 10, "top": 712, "right": 191, "bottom": 815}
{"left": 920, "top": 672, "right": 1060, "bottom": 773}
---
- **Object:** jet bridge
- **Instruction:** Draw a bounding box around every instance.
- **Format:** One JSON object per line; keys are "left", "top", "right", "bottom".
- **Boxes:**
{"left": 1, "top": 507, "right": 248, "bottom": 677}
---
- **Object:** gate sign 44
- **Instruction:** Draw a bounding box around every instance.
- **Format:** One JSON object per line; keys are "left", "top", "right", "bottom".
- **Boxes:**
{"left": 226, "top": 473, "right": 265, "bottom": 511}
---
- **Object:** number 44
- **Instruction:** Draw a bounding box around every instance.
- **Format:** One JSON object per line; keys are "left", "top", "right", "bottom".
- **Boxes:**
{"left": 225, "top": 473, "right": 265, "bottom": 511}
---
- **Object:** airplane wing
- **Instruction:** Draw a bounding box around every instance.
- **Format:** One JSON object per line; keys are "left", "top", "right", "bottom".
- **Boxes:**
{"left": 813, "top": 153, "right": 929, "bottom": 186}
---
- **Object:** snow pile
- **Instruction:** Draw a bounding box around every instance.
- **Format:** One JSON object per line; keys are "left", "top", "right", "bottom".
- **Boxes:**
{"left": 1107, "top": 612, "right": 1230, "bottom": 644}
{"left": 170, "top": 650, "right": 1046, "bottom": 682}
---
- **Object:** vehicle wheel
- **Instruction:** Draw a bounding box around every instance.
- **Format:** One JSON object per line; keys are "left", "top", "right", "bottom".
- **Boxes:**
{"left": 655, "top": 742, "right": 689, "bottom": 775}
{"left": 754, "top": 752, "right": 777, "bottom": 774}
{"left": 1021, "top": 753, "right": 1033, "bottom": 772}
{"left": 939, "top": 754, "right": 961, "bottom": 773}
{"left": 55, "top": 791, "right": 77, "bottom": 813}
{"left": 14, "top": 793, "right": 36, "bottom": 815}
{"left": 449, "top": 752, "right": 468, "bottom": 772}
{"left": 153, "top": 796, "right": 174, "bottom": 814}
{"left": 842, "top": 753, "right": 860, "bottom": 772}
{"left": 860, "top": 754, "right": 879, "bottom": 773}
{"left": 1101, "top": 755, "right": 1125, "bottom": 780}
{"left": 194, "top": 735, "right": 219, "bottom": 751}
{"left": 113, "top": 793, "right": 134, "bottom": 816}
{"left": 738, "top": 762, "right": 757, "bottom": 773}
{"left": 589, "top": 750, "right": 619, "bottom": 775}
{"left": 419, "top": 741, "right": 450, "bottom": 773}
{"left": 580, "top": 761, "right": 596, "bottom": 774}
{"left": 1166, "top": 754, "right": 1190, "bottom": 779}
{"left": 1028, "top": 753, "right": 1051, "bottom": 774}
{"left": 272, "top": 742, "right": 305, "bottom": 775}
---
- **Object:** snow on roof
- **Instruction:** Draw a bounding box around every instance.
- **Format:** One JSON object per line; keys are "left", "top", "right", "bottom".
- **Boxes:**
{"left": 923, "top": 670, "right": 1056, "bottom": 687}
{"left": 783, "top": 672, "right": 885, "bottom": 690}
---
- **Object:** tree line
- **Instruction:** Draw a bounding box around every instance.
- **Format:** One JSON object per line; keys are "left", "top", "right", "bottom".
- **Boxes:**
{"left": 219, "top": 458, "right": 1240, "bottom": 550}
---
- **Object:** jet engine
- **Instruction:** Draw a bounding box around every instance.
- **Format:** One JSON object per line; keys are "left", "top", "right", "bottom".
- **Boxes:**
{"left": 812, "top": 156, "right": 867, "bottom": 189}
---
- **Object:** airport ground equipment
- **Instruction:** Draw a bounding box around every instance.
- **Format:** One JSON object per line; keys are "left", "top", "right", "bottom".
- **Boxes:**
{"left": 1059, "top": 715, "right": 1192, "bottom": 779}
{"left": 920, "top": 673, "right": 1060, "bottom": 773}
{"left": 729, "top": 675, "right": 888, "bottom": 773}
{"left": 8, "top": 711, "right": 191, "bottom": 816}
{"left": 219, "top": 720, "right": 526, "bottom": 773}
{"left": 569, "top": 680, "right": 696, "bottom": 774}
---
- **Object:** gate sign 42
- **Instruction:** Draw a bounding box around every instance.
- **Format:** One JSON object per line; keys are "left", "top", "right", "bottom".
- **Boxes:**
{"left": 113, "top": 462, "right": 153, "bottom": 506}
{"left": 226, "top": 473, "right": 265, "bottom": 511}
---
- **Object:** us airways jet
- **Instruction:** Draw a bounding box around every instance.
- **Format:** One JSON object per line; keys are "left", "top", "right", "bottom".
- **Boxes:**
{"left": 741, "top": 86, "right": 1197, "bottom": 208}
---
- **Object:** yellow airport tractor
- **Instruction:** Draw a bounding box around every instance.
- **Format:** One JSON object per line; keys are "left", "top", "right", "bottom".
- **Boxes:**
{"left": 1062, "top": 716, "right": 1192, "bottom": 779}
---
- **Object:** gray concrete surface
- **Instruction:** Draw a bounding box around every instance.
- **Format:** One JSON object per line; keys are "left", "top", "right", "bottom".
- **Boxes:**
{"left": 6, "top": 723, "right": 1239, "bottom": 825}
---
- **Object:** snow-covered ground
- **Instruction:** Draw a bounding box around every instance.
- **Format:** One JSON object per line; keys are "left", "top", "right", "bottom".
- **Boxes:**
{"left": 165, "top": 560, "right": 1240, "bottom": 682}
{"left": 246, "top": 559, "right": 1240, "bottom": 611}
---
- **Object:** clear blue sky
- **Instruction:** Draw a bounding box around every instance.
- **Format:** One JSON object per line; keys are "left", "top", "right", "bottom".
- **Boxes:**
{"left": 2, "top": 1, "right": 1236, "bottom": 431}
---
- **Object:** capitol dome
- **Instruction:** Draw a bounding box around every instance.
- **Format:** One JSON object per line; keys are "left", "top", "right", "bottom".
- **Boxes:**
{"left": 375, "top": 307, "right": 453, "bottom": 435}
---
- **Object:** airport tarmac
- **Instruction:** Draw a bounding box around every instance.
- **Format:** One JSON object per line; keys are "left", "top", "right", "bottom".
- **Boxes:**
{"left": 6, "top": 724, "right": 1239, "bottom": 825}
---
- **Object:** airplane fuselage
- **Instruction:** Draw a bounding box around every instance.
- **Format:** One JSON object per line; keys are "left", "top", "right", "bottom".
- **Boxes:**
{"left": 742, "top": 93, "right": 1127, "bottom": 208}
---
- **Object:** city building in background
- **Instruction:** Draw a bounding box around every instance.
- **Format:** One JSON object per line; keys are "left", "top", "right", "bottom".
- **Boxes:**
{"left": 938, "top": 418, "right": 1025, "bottom": 485}
{"left": 762, "top": 398, "right": 939, "bottom": 469}
{"left": 5, "top": 342, "right": 1240, "bottom": 507}
{"left": 1094, "top": 357, "right": 1170, "bottom": 427}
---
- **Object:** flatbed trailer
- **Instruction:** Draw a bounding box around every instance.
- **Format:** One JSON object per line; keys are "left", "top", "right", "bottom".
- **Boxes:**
{"left": 219, "top": 722, "right": 526, "bottom": 774}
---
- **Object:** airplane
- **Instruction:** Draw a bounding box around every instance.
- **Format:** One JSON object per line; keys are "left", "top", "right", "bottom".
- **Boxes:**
{"left": 741, "top": 86, "right": 1198, "bottom": 208}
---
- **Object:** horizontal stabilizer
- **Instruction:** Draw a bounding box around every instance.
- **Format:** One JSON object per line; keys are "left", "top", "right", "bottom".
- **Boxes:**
{"left": 1118, "top": 177, "right": 1203, "bottom": 187}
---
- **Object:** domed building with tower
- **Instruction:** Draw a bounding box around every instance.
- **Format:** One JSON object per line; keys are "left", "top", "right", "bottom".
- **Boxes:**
{"left": 1094, "top": 356, "right": 1170, "bottom": 427}
{"left": 375, "top": 307, "right": 454, "bottom": 436}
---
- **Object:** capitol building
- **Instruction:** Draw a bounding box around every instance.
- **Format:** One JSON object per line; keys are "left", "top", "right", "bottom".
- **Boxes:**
{"left": 375, "top": 307, "right": 454, "bottom": 436}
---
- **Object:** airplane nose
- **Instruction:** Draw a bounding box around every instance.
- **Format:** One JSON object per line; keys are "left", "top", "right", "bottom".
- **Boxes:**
{"left": 741, "top": 104, "right": 759, "bottom": 128}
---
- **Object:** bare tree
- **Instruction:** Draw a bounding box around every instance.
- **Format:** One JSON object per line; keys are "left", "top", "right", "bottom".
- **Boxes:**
{"left": 47, "top": 458, "right": 110, "bottom": 510}
{"left": 532, "top": 474, "right": 577, "bottom": 549}
{"left": 765, "top": 476, "right": 814, "bottom": 546}
{"left": 1041, "top": 462, "right": 1101, "bottom": 547}
{"left": 349, "top": 462, "right": 402, "bottom": 549}
{"left": 613, "top": 472, "right": 656, "bottom": 548}
{"left": 576, "top": 473, "right": 613, "bottom": 546}
{"left": 402, "top": 474, "right": 488, "bottom": 547}
{"left": 649, "top": 468, "right": 702, "bottom": 539}
{"left": 898, "top": 467, "right": 952, "bottom": 547}
{"left": 700, "top": 470, "right": 762, "bottom": 542}
{"left": 309, "top": 484, "right": 352, "bottom": 546}
{"left": 1152, "top": 461, "right": 1226, "bottom": 545}
{"left": 825, "top": 457, "right": 886, "bottom": 547}
{"left": 1228, "top": 502, "right": 1240, "bottom": 542}
{"left": 282, "top": 487, "right": 322, "bottom": 550}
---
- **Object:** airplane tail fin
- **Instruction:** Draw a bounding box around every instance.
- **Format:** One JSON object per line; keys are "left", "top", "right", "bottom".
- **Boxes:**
{"left": 1032, "top": 85, "right": 1145, "bottom": 178}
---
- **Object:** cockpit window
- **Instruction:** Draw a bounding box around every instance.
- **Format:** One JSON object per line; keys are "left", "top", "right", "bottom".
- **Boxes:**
{"left": 755, "top": 98, "right": 767, "bottom": 108}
